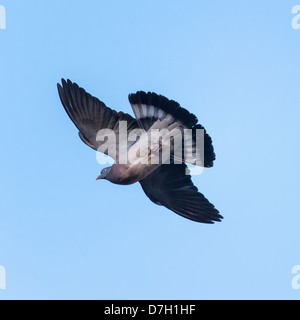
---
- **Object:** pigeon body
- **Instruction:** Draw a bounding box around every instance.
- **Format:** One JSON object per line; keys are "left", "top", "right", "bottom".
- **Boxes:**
{"left": 57, "top": 79, "right": 223, "bottom": 223}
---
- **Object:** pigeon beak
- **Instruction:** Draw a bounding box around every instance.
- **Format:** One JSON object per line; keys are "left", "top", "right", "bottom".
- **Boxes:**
{"left": 96, "top": 175, "right": 102, "bottom": 181}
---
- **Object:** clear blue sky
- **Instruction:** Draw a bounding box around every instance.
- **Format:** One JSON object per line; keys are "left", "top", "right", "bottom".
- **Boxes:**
{"left": 0, "top": 0, "right": 300, "bottom": 300}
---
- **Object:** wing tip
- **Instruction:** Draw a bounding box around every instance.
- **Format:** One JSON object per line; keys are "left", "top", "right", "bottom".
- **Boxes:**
{"left": 58, "top": 78, "right": 76, "bottom": 88}
{"left": 174, "top": 211, "right": 223, "bottom": 224}
{"left": 192, "top": 124, "right": 216, "bottom": 168}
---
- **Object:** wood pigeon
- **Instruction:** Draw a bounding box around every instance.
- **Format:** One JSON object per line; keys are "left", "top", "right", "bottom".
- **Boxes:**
{"left": 57, "top": 79, "right": 222, "bottom": 224}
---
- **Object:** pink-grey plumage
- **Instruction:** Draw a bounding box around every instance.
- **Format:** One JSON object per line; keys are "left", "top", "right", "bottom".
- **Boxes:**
{"left": 57, "top": 79, "right": 222, "bottom": 224}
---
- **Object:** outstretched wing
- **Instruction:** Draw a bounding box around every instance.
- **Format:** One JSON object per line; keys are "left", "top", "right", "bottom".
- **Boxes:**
{"left": 140, "top": 163, "right": 222, "bottom": 224}
{"left": 58, "top": 79, "right": 139, "bottom": 159}
{"left": 128, "top": 91, "right": 216, "bottom": 168}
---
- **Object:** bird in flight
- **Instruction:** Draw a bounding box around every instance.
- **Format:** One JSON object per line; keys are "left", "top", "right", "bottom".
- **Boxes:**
{"left": 57, "top": 79, "right": 222, "bottom": 224}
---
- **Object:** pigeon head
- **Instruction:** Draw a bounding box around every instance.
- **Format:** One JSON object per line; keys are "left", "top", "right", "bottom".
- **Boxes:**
{"left": 96, "top": 167, "right": 112, "bottom": 181}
